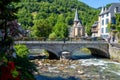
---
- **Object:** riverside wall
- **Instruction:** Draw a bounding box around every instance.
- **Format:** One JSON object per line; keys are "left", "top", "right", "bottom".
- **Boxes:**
{"left": 109, "top": 44, "right": 120, "bottom": 62}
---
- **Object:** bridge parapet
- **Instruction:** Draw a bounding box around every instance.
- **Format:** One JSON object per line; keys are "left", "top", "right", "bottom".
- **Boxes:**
{"left": 14, "top": 41, "right": 109, "bottom": 59}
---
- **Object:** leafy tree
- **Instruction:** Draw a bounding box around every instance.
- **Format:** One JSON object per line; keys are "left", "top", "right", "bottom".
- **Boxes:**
{"left": 65, "top": 16, "right": 73, "bottom": 25}
{"left": 49, "top": 32, "right": 57, "bottom": 40}
{"left": 53, "top": 22, "right": 68, "bottom": 38}
{"left": 31, "top": 19, "right": 52, "bottom": 37}
{"left": 0, "top": 0, "right": 21, "bottom": 58}
{"left": 47, "top": 13, "right": 57, "bottom": 26}
{"left": 35, "top": 12, "right": 48, "bottom": 20}
{"left": 115, "top": 14, "right": 120, "bottom": 32}
{"left": 14, "top": 44, "right": 36, "bottom": 79}
{"left": 16, "top": 0, "right": 99, "bottom": 38}
{"left": 17, "top": 7, "right": 33, "bottom": 29}
{"left": 0, "top": 1, "right": 36, "bottom": 80}
{"left": 115, "top": 14, "right": 120, "bottom": 40}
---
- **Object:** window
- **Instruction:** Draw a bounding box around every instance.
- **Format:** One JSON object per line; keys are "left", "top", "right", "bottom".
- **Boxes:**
{"left": 106, "top": 27, "right": 109, "bottom": 33}
{"left": 101, "top": 28, "right": 104, "bottom": 33}
{"left": 106, "top": 18, "right": 109, "bottom": 24}
{"left": 102, "top": 20, "right": 104, "bottom": 25}
{"left": 114, "top": 7, "right": 119, "bottom": 13}
{"left": 111, "top": 17, "right": 116, "bottom": 24}
{"left": 102, "top": 15, "right": 104, "bottom": 18}
{"left": 106, "top": 13, "right": 109, "bottom": 16}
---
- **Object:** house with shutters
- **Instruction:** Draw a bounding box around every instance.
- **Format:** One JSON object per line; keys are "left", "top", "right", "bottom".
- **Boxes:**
{"left": 92, "top": 3, "right": 120, "bottom": 40}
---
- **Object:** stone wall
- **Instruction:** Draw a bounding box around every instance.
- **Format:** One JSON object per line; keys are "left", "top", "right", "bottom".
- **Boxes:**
{"left": 109, "top": 44, "right": 120, "bottom": 62}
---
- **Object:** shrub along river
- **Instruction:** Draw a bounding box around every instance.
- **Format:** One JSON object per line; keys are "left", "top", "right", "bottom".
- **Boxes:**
{"left": 31, "top": 51, "right": 120, "bottom": 80}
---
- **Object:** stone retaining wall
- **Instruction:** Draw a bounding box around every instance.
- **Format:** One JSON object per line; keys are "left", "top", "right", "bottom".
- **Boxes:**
{"left": 109, "top": 44, "right": 120, "bottom": 62}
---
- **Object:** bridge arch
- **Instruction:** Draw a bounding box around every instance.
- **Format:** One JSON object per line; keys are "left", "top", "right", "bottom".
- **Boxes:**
{"left": 71, "top": 46, "right": 110, "bottom": 58}
{"left": 28, "top": 47, "right": 59, "bottom": 59}
{"left": 87, "top": 47, "right": 110, "bottom": 58}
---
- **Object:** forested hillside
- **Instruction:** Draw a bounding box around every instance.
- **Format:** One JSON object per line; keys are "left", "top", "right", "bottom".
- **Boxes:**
{"left": 14, "top": 0, "right": 99, "bottom": 39}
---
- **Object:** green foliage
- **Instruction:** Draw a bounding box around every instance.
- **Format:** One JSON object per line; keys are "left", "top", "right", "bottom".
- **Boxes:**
{"left": 14, "top": 44, "right": 37, "bottom": 80}
{"left": 0, "top": 0, "right": 20, "bottom": 21}
{"left": 13, "top": 56, "right": 36, "bottom": 80}
{"left": 49, "top": 32, "right": 57, "bottom": 40}
{"left": 107, "top": 23, "right": 116, "bottom": 32}
{"left": 42, "top": 49, "right": 49, "bottom": 58}
{"left": 53, "top": 22, "right": 68, "bottom": 38}
{"left": 116, "top": 14, "right": 120, "bottom": 32}
{"left": 31, "top": 19, "right": 52, "bottom": 37}
{"left": 0, "top": 0, "right": 20, "bottom": 59}
{"left": 17, "top": 7, "right": 33, "bottom": 29}
{"left": 115, "top": 14, "right": 120, "bottom": 40}
{"left": 65, "top": 16, "right": 73, "bottom": 25}
{"left": 15, "top": 0, "right": 99, "bottom": 38}
{"left": 0, "top": 1, "right": 36, "bottom": 80}
{"left": 81, "top": 48, "right": 91, "bottom": 54}
{"left": 14, "top": 44, "right": 29, "bottom": 57}
{"left": 106, "top": 4, "right": 112, "bottom": 9}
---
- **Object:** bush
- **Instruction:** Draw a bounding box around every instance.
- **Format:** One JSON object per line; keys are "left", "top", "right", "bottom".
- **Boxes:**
{"left": 14, "top": 44, "right": 29, "bottom": 57}
{"left": 49, "top": 32, "right": 57, "bottom": 40}
{"left": 14, "top": 44, "right": 37, "bottom": 80}
{"left": 13, "top": 56, "right": 37, "bottom": 80}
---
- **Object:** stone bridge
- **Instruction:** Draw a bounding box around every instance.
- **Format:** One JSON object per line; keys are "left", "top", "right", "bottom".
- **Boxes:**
{"left": 14, "top": 41, "right": 109, "bottom": 59}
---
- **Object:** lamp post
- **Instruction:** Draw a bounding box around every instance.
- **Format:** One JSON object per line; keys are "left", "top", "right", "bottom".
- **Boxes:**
{"left": 0, "top": 29, "right": 3, "bottom": 41}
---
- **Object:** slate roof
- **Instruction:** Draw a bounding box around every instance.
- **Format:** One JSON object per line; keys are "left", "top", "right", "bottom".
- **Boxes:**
{"left": 99, "top": 3, "right": 120, "bottom": 15}
{"left": 74, "top": 9, "right": 79, "bottom": 22}
{"left": 92, "top": 21, "right": 98, "bottom": 28}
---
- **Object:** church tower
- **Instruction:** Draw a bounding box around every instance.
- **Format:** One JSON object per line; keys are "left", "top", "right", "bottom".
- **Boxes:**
{"left": 69, "top": 9, "right": 85, "bottom": 38}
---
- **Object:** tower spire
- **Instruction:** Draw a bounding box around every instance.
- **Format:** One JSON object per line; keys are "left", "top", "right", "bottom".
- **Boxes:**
{"left": 74, "top": 9, "right": 79, "bottom": 22}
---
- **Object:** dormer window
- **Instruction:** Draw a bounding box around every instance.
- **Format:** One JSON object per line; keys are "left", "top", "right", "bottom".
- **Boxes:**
{"left": 114, "top": 7, "right": 119, "bottom": 13}
{"left": 106, "top": 13, "right": 109, "bottom": 16}
{"left": 102, "top": 15, "right": 104, "bottom": 18}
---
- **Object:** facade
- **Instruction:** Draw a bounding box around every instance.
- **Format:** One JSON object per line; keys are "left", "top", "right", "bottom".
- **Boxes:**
{"left": 91, "top": 21, "right": 99, "bottom": 37}
{"left": 69, "top": 9, "right": 85, "bottom": 38}
{"left": 97, "top": 3, "right": 120, "bottom": 39}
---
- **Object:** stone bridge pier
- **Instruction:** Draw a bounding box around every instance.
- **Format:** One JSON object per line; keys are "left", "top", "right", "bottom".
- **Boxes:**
{"left": 15, "top": 41, "right": 109, "bottom": 59}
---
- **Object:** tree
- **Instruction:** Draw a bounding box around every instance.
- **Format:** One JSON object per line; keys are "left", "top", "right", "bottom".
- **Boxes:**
{"left": 0, "top": 0, "right": 20, "bottom": 58}
{"left": 17, "top": 7, "right": 33, "bottom": 29}
{"left": 53, "top": 22, "right": 68, "bottom": 39}
{"left": 0, "top": 1, "right": 36, "bottom": 80}
{"left": 115, "top": 14, "right": 120, "bottom": 32}
{"left": 15, "top": 0, "right": 99, "bottom": 38}
{"left": 65, "top": 16, "right": 73, "bottom": 25}
{"left": 0, "top": 0, "right": 21, "bottom": 80}
{"left": 31, "top": 19, "right": 52, "bottom": 38}
{"left": 49, "top": 32, "right": 57, "bottom": 40}
{"left": 115, "top": 14, "right": 120, "bottom": 40}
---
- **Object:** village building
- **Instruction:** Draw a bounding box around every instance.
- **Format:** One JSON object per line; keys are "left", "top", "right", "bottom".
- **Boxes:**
{"left": 92, "top": 3, "right": 120, "bottom": 40}
{"left": 91, "top": 21, "right": 99, "bottom": 37}
{"left": 69, "top": 9, "right": 85, "bottom": 39}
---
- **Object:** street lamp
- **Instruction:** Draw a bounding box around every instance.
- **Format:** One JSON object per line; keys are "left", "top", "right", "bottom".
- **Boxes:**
{"left": 0, "top": 30, "right": 3, "bottom": 41}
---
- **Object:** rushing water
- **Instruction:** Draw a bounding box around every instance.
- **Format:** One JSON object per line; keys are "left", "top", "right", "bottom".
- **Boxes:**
{"left": 34, "top": 52, "right": 120, "bottom": 80}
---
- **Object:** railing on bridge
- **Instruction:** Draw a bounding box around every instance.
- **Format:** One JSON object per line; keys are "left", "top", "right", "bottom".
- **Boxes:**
{"left": 14, "top": 40, "right": 108, "bottom": 45}
{"left": 14, "top": 37, "right": 106, "bottom": 42}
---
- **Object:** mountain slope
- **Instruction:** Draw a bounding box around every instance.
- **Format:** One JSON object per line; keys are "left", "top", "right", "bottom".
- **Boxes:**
{"left": 15, "top": 0, "right": 100, "bottom": 37}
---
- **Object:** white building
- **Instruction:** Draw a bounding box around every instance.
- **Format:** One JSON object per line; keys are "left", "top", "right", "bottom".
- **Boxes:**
{"left": 98, "top": 3, "right": 120, "bottom": 39}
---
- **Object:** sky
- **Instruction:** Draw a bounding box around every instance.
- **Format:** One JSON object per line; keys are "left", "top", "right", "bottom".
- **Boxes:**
{"left": 80, "top": 0, "right": 120, "bottom": 8}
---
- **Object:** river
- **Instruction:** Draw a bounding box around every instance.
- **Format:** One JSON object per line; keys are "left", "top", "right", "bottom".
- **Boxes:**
{"left": 32, "top": 52, "right": 120, "bottom": 80}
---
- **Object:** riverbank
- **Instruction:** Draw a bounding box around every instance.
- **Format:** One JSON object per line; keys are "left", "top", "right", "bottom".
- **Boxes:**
{"left": 109, "top": 43, "right": 120, "bottom": 62}
{"left": 32, "top": 58, "right": 120, "bottom": 80}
